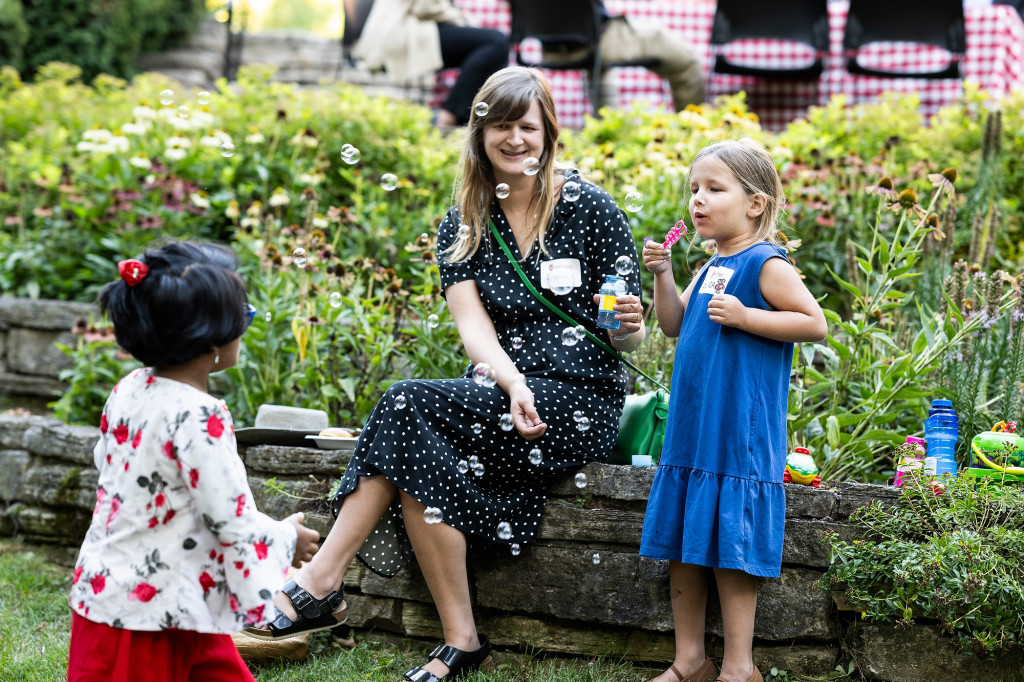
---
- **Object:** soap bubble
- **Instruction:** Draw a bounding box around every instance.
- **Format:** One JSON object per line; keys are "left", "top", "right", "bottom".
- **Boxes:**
{"left": 177, "top": 105, "right": 190, "bottom": 120}
{"left": 292, "top": 248, "right": 307, "bottom": 268}
{"left": 341, "top": 143, "right": 354, "bottom": 155}
{"left": 457, "top": 459, "right": 469, "bottom": 474}
{"left": 624, "top": 191, "right": 644, "bottom": 212}
{"left": 342, "top": 147, "right": 360, "bottom": 164}
{"left": 573, "top": 325, "right": 587, "bottom": 340}
{"left": 549, "top": 284, "right": 574, "bottom": 295}
{"left": 457, "top": 224, "right": 471, "bottom": 241}
{"left": 523, "top": 157, "right": 539, "bottom": 176}
{"left": 469, "top": 455, "right": 479, "bottom": 465}
{"left": 472, "top": 462, "right": 485, "bottom": 477}
{"left": 417, "top": 232, "right": 430, "bottom": 247}
{"left": 573, "top": 410, "right": 584, "bottom": 422}
{"left": 499, "top": 413, "right": 514, "bottom": 431}
{"left": 220, "top": 142, "right": 235, "bottom": 158}
{"left": 197, "top": 91, "right": 211, "bottom": 105}
{"left": 328, "top": 291, "right": 342, "bottom": 308}
{"left": 614, "top": 256, "right": 634, "bottom": 275}
{"left": 264, "top": 311, "right": 273, "bottom": 322}
{"left": 561, "top": 181, "right": 582, "bottom": 202}
{"left": 380, "top": 173, "right": 398, "bottom": 191}
{"left": 472, "top": 363, "right": 497, "bottom": 387}
{"left": 529, "top": 447, "right": 543, "bottom": 465}
{"left": 575, "top": 472, "right": 588, "bottom": 489}
{"left": 496, "top": 521, "right": 512, "bottom": 540}
{"left": 427, "top": 314, "right": 440, "bottom": 329}
{"left": 511, "top": 336, "right": 524, "bottom": 350}
{"left": 424, "top": 507, "right": 443, "bottom": 524}
{"left": 510, "top": 543, "right": 521, "bottom": 556}
{"left": 394, "top": 393, "right": 407, "bottom": 410}
{"left": 472, "top": 422, "right": 483, "bottom": 435}
{"left": 592, "top": 553, "right": 601, "bottom": 565}
{"left": 160, "top": 89, "right": 174, "bottom": 106}
{"left": 474, "top": 101, "right": 489, "bottom": 117}
{"left": 495, "top": 183, "right": 510, "bottom": 199}
{"left": 561, "top": 328, "right": 580, "bottom": 346}
{"left": 577, "top": 416, "right": 591, "bottom": 432}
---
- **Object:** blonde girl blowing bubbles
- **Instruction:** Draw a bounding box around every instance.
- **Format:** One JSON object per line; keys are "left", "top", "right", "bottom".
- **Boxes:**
{"left": 639, "top": 139, "right": 826, "bottom": 682}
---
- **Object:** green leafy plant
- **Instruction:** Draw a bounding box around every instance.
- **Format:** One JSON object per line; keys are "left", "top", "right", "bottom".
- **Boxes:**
{"left": 49, "top": 320, "right": 140, "bottom": 426}
{"left": 820, "top": 471, "right": 1024, "bottom": 657}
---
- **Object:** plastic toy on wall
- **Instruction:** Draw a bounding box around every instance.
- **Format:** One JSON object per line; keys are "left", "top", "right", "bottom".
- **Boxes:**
{"left": 968, "top": 421, "right": 1024, "bottom": 480}
{"left": 784, "top": 447, "right": 821, "bottom": 487}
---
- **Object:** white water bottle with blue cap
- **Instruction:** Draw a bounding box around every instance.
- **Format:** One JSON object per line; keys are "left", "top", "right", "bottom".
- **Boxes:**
{"left": 924, "top": 399, "right": 959, "bottom": 477}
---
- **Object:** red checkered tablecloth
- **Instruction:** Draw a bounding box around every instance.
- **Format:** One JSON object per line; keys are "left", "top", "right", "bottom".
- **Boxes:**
{"left": 432, "top": 0, "right": 1024, "bottom": 130}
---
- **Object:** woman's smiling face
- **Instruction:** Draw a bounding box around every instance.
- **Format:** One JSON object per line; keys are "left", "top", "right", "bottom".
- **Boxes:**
{"left": 483, "top": 100, "right": 546, "bottom": 184}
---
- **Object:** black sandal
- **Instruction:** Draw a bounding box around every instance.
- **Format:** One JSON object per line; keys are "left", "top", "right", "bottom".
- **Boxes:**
{"left": 243, "top": 579, "right": 346, "bottom": 640}
{"left": 402, "top": 635, "right": 495, "bottom": 681}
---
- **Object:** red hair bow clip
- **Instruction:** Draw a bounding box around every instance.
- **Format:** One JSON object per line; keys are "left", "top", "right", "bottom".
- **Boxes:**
{"left": 118, "top": 259, "right": 149, "bottom": 287}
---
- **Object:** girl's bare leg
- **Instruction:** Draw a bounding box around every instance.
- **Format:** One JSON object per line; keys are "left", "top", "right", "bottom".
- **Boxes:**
{"left": 713, "top": 567, "right": 758, "bottom": 682}
{"left": 649, "top": 561, "right": 710, "bottom": 682}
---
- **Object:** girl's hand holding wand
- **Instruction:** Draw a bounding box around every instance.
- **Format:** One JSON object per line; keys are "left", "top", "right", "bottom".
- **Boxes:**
{"left": 643, "top": 238, "right": 672, "bottom": 275}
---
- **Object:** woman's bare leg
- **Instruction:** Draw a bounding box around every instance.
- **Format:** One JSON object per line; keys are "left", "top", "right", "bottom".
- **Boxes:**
{"left": 400, "top": 490, "right": 482, "bottom": 678}
{"left": 271, "top": 475, "right": 396, "bottom": 620}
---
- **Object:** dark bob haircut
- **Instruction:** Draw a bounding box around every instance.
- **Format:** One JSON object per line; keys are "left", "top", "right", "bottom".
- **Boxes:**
{"left": 98, "top": 241, "right": 248, "bottom": 368}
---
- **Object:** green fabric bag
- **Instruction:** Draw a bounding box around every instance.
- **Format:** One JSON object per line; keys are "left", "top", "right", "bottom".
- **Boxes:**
{"left": 609, "top": 389, "right": 670, "bottom": 465}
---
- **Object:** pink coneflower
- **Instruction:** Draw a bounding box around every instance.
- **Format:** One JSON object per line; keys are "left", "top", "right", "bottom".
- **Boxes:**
{"left": 927, "top": 167, "right": 957, "bottom": 196}
{"left": 865, "top": 177, "right": 898, "bottom": 200}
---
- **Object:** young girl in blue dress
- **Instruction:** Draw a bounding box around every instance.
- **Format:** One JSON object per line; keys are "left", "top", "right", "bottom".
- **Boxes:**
{"left": 640, "top": 139, "right": 827, "bottom": 682}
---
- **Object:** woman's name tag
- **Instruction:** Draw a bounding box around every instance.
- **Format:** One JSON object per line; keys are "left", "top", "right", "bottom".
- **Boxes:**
{"left": 540, "top": 258, "right": 582, "bottom": 293}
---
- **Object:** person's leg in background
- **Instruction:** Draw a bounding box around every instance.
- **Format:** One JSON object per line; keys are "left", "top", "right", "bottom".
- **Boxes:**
{"left": 436, "top": 23, "right": 509, "bottom": 128}
{"left": 599, "top": 16, "right": 705, "bottom": 112}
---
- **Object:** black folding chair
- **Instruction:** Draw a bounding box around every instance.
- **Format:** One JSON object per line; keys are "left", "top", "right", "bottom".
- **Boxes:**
{"left": 507, "top": 0, "right": 660, "bottom": 116}
{"left": 710, "top": 0, "right": 829, "bottom": 79}
{"left": 844, "top": 0, "right": 965, "bottom": 78}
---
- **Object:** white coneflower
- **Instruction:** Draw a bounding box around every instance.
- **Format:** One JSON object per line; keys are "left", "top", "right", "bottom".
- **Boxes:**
{"left": 190, "top": 192, "right": 211, "bottom": 209}
{"left": 245, "top": 129, "right": 265, "bottom": 144}
{"left": 225, "top": 200, "right": 240, "bottom": 219}
{"left": 165, "top": 135, "right": 192, "bottom": 149}
{"left": 240, "top": 216, "right": 260, "bottom": 229}
{"left": 109, "top": 132, "right": 130, "bottom": 153}
{"left": 129, "top": 154, "right": 152, "bottom": 170}
{"left": 289, "top": 128, "right": 319, "bottom": 148}
{"left": 132, "top": 104, "right": 157, "bottom": 119}
{"left": 297, "top": 172, "right": 323, "bottom": 186}
{"left": 199, "top": 133, "right": 223, "bottom": 148}
{"left": 246, "top": 200, "right": 263, "bottom": 217}
{"left": 120, "top": 121, "right": 148, "bottom": 136}
{"left": 82, "top": 128, "right": 113, "bottom": 143}
{"left": 75, "top": 141, "right": 97, "bottom": 153}
{"left": 268, "top": 188, "right": 290, "bottom": 207}
{"left": 165, "top": 146, "right": 187, "bottom": 161}
{"left": 312, "top": 215, "right": 329, "bottom": 229}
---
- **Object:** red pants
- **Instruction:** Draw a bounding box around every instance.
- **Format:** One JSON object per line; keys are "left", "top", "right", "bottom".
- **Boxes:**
{"left": 67, "top": 612, "right": 255, "bottom": 682}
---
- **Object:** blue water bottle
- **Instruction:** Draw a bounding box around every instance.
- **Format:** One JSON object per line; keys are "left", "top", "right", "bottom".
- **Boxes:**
{"left": 596, "top": 275, "right": 626, "bottom": 330}
{"left": 924, "top": 399, "right": 959, "bottom": 477}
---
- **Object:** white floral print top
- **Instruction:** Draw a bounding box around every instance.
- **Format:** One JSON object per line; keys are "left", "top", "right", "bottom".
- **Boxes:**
{"left": 69, "top": 368, "right": 296, "bottom": 633}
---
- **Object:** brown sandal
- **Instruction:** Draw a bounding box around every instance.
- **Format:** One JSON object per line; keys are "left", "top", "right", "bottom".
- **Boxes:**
{"left": 648, "top": 657, "right": 717, "bottom": 682}
{"left": 715, "top": 667, "right": 763, "bottom": 682}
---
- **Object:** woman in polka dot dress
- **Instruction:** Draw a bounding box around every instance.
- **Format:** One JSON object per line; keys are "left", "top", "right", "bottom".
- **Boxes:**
{"left": 248, "top": 66, "right": 645, "bottom": 681}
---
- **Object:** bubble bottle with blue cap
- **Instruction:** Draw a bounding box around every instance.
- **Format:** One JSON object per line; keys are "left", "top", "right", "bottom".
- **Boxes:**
{"left": 596, "top": 275, "right": 627, "bottom": 330}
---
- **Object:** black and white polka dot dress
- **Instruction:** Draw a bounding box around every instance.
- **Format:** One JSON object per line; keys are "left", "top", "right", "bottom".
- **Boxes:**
{"left": 331, "top": 172, "right": 643, "bottom": 577}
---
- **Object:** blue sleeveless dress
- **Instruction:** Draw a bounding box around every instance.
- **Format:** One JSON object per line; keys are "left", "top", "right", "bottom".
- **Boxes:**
{"left": 639, "top": 242, "right": 793, "bottom": 578}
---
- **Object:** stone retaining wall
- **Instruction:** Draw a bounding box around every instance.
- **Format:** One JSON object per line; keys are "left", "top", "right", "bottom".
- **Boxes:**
{"left": 7, "top": 414, "right": 1021, "bottom": 680}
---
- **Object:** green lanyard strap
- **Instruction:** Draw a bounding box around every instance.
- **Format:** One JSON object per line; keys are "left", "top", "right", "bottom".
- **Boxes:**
{"left": 487, "top": 219, "right": 668, "bottom": 392}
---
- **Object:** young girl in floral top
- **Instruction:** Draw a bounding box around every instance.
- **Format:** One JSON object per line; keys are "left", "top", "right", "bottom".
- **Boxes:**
{"left": 67, "top": 241, "right": 320, "bottom": 682}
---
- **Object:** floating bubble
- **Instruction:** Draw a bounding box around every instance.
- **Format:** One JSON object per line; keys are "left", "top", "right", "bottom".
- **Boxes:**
{"left": 197, "top": 91, "right": 211, "bottom": 106}
{"left": 474, "top": 101, "right": 489, "bottom": 117}
{"left": 424, "top": 507, "right": 443, "bottom": 524}
{"left": 472, "top": 423, "right": 483, "bottom": 435}
{"left": 529, "top": 447, "right": 543, "bottom": 465}
{"left": 417, "top": 232, "right": 430, "bottom": 247}
{"left": 457, "top": 224, "right": 471, "bottom": 241}
{"left": 573, "top": 325, "right": 587, "bottom": 340}
{"left": 624, "top": 191, "right": 644, "bottom": 212}
{"left": 577, "top": 416, "right": 591, "bottom": 432}
{"left": 457, "top": 459, "right": 470, "bottom": 474}
{"left": 472, "top": 363, "right": 497, "bottom": 387}
{"left": 561, "top": 181, "right": 582, "bottom": 202}
{"left": 380, "top": 173, "right": 398, "bottom": 191}
{"left": 264, "top": 311, "right": 273, "bottom": 322}
{"left": 220, "top": 142, "right": 235, "bottom": 158}
{"left": 341, "top": 143, "right": 354, "bottom": 155}
{"left": 614, "top": 255, "right": 634, "bottom": 276}
{"left": 573, "top": 410, "right": 584, "bottom": 422}
{"left": 328, "top": 291, "right": 342, "bottom": 308}
{"left": 292, "top": 248, "right": 307, "bottom": 268}
{"left": 510, "top": 543, "right": 521, "bottom": 556}
{"left": 592, "top": 553, "right": 601, "bottom": 565}
{"left": 499, "top": 413, "right": 514, "bottom": 431}
{"left": 495, "top": 183, "right": 510, "bottom": 199}
{"left": 177, "top": 105, "right": 190, "bottom": 120}
{"left": 469, "top": 455, "right": 479, "bottom": 465}
{"left": 496, "top": 521, "right": 512, "bottom": 540}
{"left": 160, "top": 89, "right": 174, "bottom": 106}
{"left": 561, "top": 327, "right": 580, "bottom": 346}
{"left": 575, "top": 472, "right": 588, "bottom": 489}
{"left": 427, "top": 314, "right": 440, "bottom": 329}
{"left": 523, "top": 157, "right": 540, "bottom": 176}
{"left": 342, "top": 147, "right": 360, "bottom": 164}
{"left": 549, "top": 284, "right": 574, "bottom": 296}
{"left": 472, "top": 462, "right": 485, "bottom": 477}
{"left": 394, "top": 393, "right": 407, "bottom": 410}
{"left": 511, "top": 336, "right": 524, "bottom": 350}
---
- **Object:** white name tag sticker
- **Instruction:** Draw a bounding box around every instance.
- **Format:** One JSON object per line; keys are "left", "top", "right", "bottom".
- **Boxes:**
{"left": 540, "top": 258, "right": 582, "bottom": 292}
{"left": 698, "top": 265, "right": 735, "bottom": 296}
